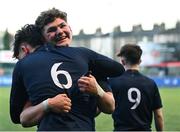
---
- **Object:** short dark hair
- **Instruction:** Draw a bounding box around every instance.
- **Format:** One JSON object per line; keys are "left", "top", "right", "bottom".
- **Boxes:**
{"left": 117, "top": 44, "right": 142, "bottom": 65}
{"left": 13, "top": 24, "right": 43, "bottom": 58}
{"left": 35, "top": 8, "right": 67, "bottom": 32}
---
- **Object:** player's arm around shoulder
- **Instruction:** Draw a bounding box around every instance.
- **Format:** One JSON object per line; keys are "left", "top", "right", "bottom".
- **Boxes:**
{"left": 154, "top": 108, "right": 164, "bottom": 131}
{"left": 78, "top": 74, "right": 115, "bottom": 114}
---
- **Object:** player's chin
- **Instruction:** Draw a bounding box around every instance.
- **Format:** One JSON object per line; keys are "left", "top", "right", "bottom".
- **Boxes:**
{"left": 56, "top": 42, "right": 70, "bottom": 47}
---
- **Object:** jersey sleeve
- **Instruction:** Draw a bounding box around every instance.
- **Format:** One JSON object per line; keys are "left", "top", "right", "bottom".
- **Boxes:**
{"left": 10, "top": 62, "right": 28, "bottom": 123}
{"left": 83, "top": 48, "right": 125, "bottom": 78}
{"left": 152, "top": 82, "right": 163, "bottom": 110}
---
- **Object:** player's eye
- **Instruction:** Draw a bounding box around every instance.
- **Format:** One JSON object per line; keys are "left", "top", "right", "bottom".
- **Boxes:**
{"left": 58, "top": 22, "right": 67, "bottom": 28}
{"left": 47, "top": 27, "right": 57, "bottom": 33}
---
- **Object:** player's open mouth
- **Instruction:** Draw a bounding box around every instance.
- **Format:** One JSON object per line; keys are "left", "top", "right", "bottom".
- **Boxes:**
{"left": 54, "top": 35, "right": 67, "bottom": 42}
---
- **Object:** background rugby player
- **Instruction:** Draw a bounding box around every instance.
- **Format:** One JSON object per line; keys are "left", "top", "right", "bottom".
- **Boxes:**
{"left": 109, "top": 44, "right": 164, "bottom": 131}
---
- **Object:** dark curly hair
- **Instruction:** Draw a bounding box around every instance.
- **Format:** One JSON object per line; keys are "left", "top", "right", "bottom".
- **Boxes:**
{"left": 35, "top": 8, "right": 67, "bottom": 32}
{"left": 117, "top": 44, "right": 142, "bottom": 65}
{"left": 13, "top": 24, "right": 44, "bottom": 58}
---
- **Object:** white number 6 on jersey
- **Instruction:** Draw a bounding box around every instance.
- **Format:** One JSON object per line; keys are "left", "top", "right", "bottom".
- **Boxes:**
{"left": 51, "top": 62, "right": 72, "bottom": 89}
{"left": 128, "top": 87, "right": 141, "bottom": 109}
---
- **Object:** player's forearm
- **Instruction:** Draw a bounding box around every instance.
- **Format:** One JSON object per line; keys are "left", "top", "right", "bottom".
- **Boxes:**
{"left": 20, "top": 102, "right": 45, "bottom": 127}
{"left": 97, "top": 92, "right": 115, "bottom": 114}
{"left": 154, "top": 116, "right": 164, "bottom": 131}
{"left": 154, "top": 108, "right": 164, "bottom": 131}
{"left": 95, "top": 81, "right": 115, "bottom": 113}
{"left": 20, "top": 94, "right": 71, "bottom": 127}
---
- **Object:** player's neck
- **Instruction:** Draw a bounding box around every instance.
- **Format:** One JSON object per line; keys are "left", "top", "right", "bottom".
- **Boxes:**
{"left": 31, "top": 45, "right": 41, "bottom": 53}
{"left": 125, "top": 64, "right": 139, "bottom": 71}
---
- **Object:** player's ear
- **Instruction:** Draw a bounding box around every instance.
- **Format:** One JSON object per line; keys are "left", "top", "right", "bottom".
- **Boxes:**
{"left": 21, "top": 45, "right": 30, "bottom": 55}
{"left": 69, "top": 25, "right": 73, "bottom": 35}
{"left": 120, "top": 57, "right": 126, "bottom": 66}
{"left": 139, "top": 59, "right": 142, "bottom": 64}
{"left": 69, "top": 25, "right": 72, "bottom": 32}
{"left": 121, "top": 59, "right": 126, "bottom": 65}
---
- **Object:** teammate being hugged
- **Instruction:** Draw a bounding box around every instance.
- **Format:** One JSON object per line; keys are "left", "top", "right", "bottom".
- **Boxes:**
{"left": 109, "top": 44, "right": 164, "bottom": 131}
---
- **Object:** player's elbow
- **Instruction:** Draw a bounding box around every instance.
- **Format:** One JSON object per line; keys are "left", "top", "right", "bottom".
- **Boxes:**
{"left": 99, "top": 106, "right": 114, "bottom": 114}
{"left": 20, "top": 118, "right": 34, "bottom": 128}
{"left": 100, "top": 98, "right": 115, "bottom": 114}
{"left": 21, "top": 122, "right": 30, "bottom": 128}
{"left": 107, "top": 101, "right": 115, "bottom": 114}
{"left": 106, "top": 93, "right": 115, "bottom": 114}
{"left": 20, "top": 117, "right": 29, "bottom": 127}
{"left": 106, "top": 106, "right": 115, "bottom": 114}
{"left": 20, "top": 112, "right": 32, "bottom": 127}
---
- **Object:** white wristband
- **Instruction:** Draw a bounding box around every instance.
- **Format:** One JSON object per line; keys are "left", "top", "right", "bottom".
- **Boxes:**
{"left": 42, "top": 99, "right": 49, "bottom": 112}
{"left": 96, "top": 84, "right": 105, "bottom": 97}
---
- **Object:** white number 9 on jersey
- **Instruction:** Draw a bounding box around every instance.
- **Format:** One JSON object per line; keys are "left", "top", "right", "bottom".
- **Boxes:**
{"left": 128, "top": 87, "right": 141, "bottom": 109}
{"left": 51, "top": 62, "right": 72, "bottom": 89}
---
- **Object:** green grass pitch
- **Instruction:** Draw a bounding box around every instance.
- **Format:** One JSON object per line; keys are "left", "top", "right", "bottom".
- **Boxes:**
{"left": 0, "top": 87, "right": 180, "bottom": 131}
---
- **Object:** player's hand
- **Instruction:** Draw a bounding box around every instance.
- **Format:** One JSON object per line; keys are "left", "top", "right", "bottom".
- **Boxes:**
{"left": 78, "top": 74, "right": 99, "bottom": 95}
{"left": 48, "top": 94, "right": 71, "bottom": 113}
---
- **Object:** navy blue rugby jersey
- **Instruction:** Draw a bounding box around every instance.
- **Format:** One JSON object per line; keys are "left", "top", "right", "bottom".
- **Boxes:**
{"left": 109, "top": 69, "right": 162, "bottom": 131}
{"left": 10, "top": 44, "right": 124, "bottom": 131}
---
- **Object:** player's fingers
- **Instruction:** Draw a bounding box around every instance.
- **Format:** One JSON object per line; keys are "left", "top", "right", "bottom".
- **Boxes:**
{"left": 64, "top": 105, "right": 71, "bottom": 111}
{"left": 78, "top": 83, "right": 88, "bottom": 88}
{"left": 80, "top": 76, "right": 90, "bottom": 79}
{"left": 78, "top": 78, "right": 87, "bottom": 84}
{"left": 64, "top": 98, "right": 72, "bottom": 105}
{"left": 55, "top": 94, "right": 67, "bottom": 99}
{"left": 78, "top": 79, "right": 90, "bottom": 86}
{"left": 61, "top": 94, "right": 68, "bottom": 97}
{"left": 79, "top": 87, "right": 86, "bottom": 92}
{"left": 63, "top": 109, "right": 70, "bottom": 113}
{"left": 79, "top": 76, "right": 91, "bottom": 82}
{"left": 63, "top": 94, "right": 72, "bottom": 102}
{"left": 66, "top": 98, "right": 72, "bottom": 103}
{"left": 89, "top": 74, "right": 94, "bottom": 78}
